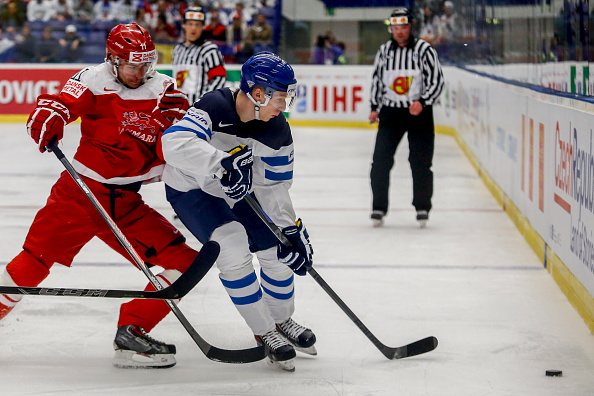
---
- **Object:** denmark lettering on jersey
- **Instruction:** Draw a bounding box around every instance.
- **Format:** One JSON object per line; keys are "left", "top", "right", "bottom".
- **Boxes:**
{"left": 120, "top": 111, "right": 157, "bottom": 143}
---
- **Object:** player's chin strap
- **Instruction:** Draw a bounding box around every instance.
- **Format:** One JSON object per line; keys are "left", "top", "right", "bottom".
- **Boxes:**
{"left": 246, "top": 92, "right": 271, "bottom": 121}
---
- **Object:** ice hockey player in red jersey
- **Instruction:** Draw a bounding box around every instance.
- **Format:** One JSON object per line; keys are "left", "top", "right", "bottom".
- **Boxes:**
{"left": 0, "top": 23, "right": 201, "bottom": 369}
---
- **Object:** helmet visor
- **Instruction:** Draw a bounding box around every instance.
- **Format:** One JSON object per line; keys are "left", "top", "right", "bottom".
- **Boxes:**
{"left": 268, "top": 83, "right": 297, "bottom": 112}
{"left": 127, "top": 49, "right": 158, "bottom": 76}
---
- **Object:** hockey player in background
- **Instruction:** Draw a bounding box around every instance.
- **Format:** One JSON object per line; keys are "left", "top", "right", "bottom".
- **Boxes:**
{"left": 161, "top": 52, "right": 316, "bottom": 372}
{"left": 0, "top": 23, "right": 201, "bottom": 369}
{"left": 369, "top": 7, "right": 444, "bottom": 228}
{"left": 172, "top": 7, "right": 227, "bottom": 105}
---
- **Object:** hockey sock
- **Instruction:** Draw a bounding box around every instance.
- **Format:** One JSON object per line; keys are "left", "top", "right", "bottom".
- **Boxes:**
{"left": 6, "top": 250, "right": 52, "bottom": 287}
{"left": 219, "top": 267, "right": 275, "bottom": 336}
{"left": 117, "top": 270, "right": 181, "bottom": 332}
{"left": 1, "top": 251, "right": 52, "bottom": 319}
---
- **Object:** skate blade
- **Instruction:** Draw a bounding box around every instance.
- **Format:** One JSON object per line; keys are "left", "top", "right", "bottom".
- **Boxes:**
{"left": 113, "top": 349, "right": 176, "bottom": 369}
{"left": 418, "top": 220, "right": 427, "bottom": 228}
{"left": 267, "top": 357, "right": 295, "bottom": 372}
{"left": 294, "top": 344, "right": 317, "bottom": 356}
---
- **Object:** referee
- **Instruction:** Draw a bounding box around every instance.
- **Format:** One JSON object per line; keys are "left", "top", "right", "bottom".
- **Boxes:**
{"left": 172, "top": 7, "right": 227, "bottom": 105}
{"left": 369, "top": 7, "right": 444, "bottom": 228}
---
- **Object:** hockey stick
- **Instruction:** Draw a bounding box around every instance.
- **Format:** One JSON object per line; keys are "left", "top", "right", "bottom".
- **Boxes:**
{"left": 46, "top": 141, "right": 266, "bottom": 364}
{"left": 0, "top": 241, "right": 219, "bottom": 300}
{"left": 244, "top": 194, "right": 438, "bottom": 360}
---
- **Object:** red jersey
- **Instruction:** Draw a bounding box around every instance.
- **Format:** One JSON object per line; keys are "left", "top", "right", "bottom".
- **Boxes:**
{"left": 57, "top": 63, "right": 175, "bottom": 185}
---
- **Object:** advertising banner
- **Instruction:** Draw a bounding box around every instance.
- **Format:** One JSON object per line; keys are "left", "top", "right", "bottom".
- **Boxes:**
{"left": 0, "top": 66, "right": 79, "bottom": 114}
{"left": 434, "top": 68, "right": 594, "bottom": 297}
{"left": 0, "top": 64, "right": 373, "bottom": 122}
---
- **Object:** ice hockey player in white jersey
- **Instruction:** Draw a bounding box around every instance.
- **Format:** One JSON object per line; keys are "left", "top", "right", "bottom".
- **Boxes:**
{"left": 160, "top": 52, "right": 315, "bottom": 372}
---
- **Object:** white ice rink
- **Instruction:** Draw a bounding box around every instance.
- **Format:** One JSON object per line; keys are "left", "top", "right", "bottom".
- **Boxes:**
{"left": 1, "top": 123, "right": 593, "bottom": 395}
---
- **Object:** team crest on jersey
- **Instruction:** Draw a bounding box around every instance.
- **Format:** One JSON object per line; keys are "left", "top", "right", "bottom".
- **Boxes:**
{"left": 390, "top": 76, "right": 413, "bottom": 95}
{"left": 176, "top": 70, "right": 188, "bottom": 89}
{"left": 120, "top": 111, "right": 157, "bottom": 143}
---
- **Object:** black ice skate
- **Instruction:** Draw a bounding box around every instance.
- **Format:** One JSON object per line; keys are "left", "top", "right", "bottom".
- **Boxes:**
{"left": 255, "top": 329, "right": 296, "bottom": 372}
{"left": 370, "top": 210, "right": 385, "bottom": 227}
{"left": 416, "top": 210, "right": 429, "bottom": 228}
{"left": 276, "top": 318, "right": 317, "bottom": 356}
{"left": 113, "top": 325, "right": 176, "bottom": 369}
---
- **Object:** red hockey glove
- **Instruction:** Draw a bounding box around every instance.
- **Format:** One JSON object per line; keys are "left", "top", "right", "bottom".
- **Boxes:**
{"left": 151, "top": 82, "right": 190, "bottom": 132}
{"left": 26, "top": 95, "right": 70, "bottom": 153}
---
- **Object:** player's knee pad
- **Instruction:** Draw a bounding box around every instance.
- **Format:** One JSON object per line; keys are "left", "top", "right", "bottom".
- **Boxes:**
{"left": 210, "top": 221, "right": 253, "bottom": 274}
{"left": 157, "top": 240, "right": 198, "bottom": 273}
{"left": 256, "top": 246, "right": 294, "bottom": 279}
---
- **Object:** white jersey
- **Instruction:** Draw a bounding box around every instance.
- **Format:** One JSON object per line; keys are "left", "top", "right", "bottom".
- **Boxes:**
{"left": 161, "top": 88, "right": 297, "bottom": 228}
{"left": 172, "top": 38, "right": 227, "bottom": 105}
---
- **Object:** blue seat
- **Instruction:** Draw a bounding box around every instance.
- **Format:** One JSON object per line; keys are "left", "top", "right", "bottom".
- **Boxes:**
{"left": 82, "top": 44, "right": 106, "bottom": 63}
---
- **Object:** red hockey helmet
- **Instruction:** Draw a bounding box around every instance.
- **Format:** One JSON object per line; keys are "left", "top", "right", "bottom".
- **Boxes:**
{"left": 105, "top": 23, "right": 158, "bottom": 83}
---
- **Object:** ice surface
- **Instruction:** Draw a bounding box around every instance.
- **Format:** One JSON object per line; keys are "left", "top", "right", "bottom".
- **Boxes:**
{"left": 1, "top": 123, "right": 593, "bottom": 395}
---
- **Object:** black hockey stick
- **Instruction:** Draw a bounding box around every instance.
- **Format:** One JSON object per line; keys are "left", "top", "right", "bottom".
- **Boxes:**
{"left": 46, "top": 141, "right": 266, "bottom": 364}
{"left": 244, "top": 194, "right": 438, "bottom": 360}
{"left": 0, "top": 241, "right": 219, "bottom": 300}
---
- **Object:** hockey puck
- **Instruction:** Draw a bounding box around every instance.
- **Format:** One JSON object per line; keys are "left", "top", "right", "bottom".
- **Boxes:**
{"left": 546, "top": 370, "right": 562, "bottom": 377}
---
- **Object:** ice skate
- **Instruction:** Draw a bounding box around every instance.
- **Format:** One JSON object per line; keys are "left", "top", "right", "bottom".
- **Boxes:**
{"left": 276, "top": 318, "right": 317, "bottom": 356}
{"left": 255, "top": 329, "right": 296, "bottom": 372}
{"left": 416, "top": 210, "right": 429, "bottom": 228}
{"left": 370, "top": 210, "right": 385, "bottom": 227}
{"left": 113, "top": 325, "right": 176, "bottom": 369}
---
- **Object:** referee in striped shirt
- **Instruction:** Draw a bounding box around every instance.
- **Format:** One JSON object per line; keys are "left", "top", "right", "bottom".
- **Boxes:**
{"left": 172, "top": 7, "right": 227, "bottom": 105}
{"left": 369, "top": 7, "right": 444, "bottom": 228}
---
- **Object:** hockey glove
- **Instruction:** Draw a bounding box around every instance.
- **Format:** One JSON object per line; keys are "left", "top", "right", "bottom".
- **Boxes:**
{"left": 151, "top": 82, "right": 190, "bottom": 132}
{"left": 219, "top": 145, "right": 253, "bottom": 200}
{"left": 27, "top": 95, "right": 70, "bottom": 153}
{"left": 277, "top": 219, "right": 313, "bottom": 276}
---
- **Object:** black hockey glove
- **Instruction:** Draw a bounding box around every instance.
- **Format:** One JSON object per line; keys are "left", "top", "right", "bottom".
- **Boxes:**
{"left": 219, "top": 145, "right": 253, "bottom": 200}
{"left": 277, "top": 219, "right": 313, "bottom": 276}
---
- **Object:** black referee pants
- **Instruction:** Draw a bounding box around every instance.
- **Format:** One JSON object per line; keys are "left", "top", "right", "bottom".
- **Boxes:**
{"left": 370, "top": 105, "right": 435, "bottom": 214}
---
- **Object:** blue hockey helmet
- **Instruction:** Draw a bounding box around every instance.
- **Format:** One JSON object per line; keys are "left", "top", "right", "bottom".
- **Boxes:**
{"left": 240, "top": 51, "right": 297, "bottom": 112}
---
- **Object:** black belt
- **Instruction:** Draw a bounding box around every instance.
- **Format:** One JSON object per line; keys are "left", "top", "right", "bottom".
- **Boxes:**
{"left": 101, "top": 181, "right": 143, "bottom": 193}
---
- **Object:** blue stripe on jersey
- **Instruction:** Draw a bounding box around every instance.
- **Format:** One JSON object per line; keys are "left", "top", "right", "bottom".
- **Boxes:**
{"left": 260, "top": 270, "right": 294, "bottom": 287}
{"left": 184, "top": 116, "right": 212, "bottom": 138}
{"left": 262, "top": 285, "right": 294, "bottom": 300}
{"left": 163, "top": 124, "right": 210, "bottom": 141}
{"left": 261, "top": 156, "right": 293, "bottom": 166}
{"left": 265, "top": 169, "right": 293, "bottom": 181}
